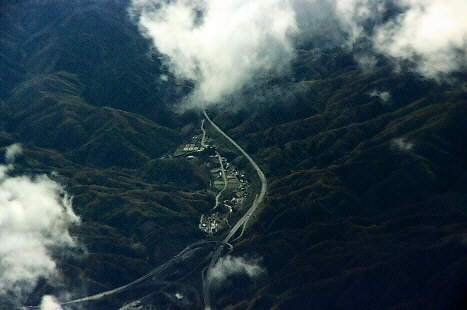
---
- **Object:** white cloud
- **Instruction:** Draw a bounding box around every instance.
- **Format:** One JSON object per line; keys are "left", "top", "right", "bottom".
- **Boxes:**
{"left": 391, "top": 138, "right": 414, "bottom": 151}
{"left": 130, "top": 0, "right": 298, "bottom": 109}
{"left": 0, "top": 163, "right": 80, "bottom": 304}
{"left": 332, "top": 0, "right": 386, "bottom": 46}
{"left": 373, "top": 0, "right": 467, "bottom": 81}
{"left": 291, "top": 0, "right": 344, "bottom": 47}
{"left": 327, "top": 0, "right": 467, "bottom": 80}
{"left": 369, "top": 90, "right": 391, "bottom": 103}
{"left": 40, "top": 295, "right": 64, "bottom": 310}
{"left": 128, "top": 0, "right": 467, "bottom": 111}
{"left": 5, "top": 143, "right": 22, "bottom": 163}
{"left": 290, "top": 0, "right": 467, "bottom": 80}
{"left": 207, "top": 255, "right": 265, "bottom": 287}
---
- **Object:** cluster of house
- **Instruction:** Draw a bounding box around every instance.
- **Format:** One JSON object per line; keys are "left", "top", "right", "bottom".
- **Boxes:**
{"left": 176, "top": 131, "right": 251, "bottom": 235}
{"left": 182, "top": 143, "right": 204, "bottom": 153}
{"left": 198, "top": 213, "right": 230, "bottom": 234}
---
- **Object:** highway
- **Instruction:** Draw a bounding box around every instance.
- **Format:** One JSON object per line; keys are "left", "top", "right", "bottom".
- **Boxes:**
{"left": 56, "top": 240, "right": 222, "bottom": 308}
{"left": 203, "top": 109, "right": 267, "bottom": 242}
{"left": 202, "top": 109, "right": 268, "bottom": 310}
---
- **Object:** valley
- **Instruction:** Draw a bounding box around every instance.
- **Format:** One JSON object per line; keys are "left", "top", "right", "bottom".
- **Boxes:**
{"left": 1, "top": 1, "right": 466, "bottom": 309}
{"left": 51, "top": 109, "right": 268, "bottom": 309}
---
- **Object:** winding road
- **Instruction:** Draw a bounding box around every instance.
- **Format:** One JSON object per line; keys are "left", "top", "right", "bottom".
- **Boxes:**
{"left": 202, "top": 109, "right": 268, "bottom": 310}
{"left": 203, "top": 109, "right": 267, "bottom": 240}
{"left": 201, "top": 119, "right": 228, "bottom": 211}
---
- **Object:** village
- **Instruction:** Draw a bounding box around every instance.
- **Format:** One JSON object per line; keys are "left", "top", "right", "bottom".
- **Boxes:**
{"left": 174, "top": 125, "right": 251, "bottom": 235}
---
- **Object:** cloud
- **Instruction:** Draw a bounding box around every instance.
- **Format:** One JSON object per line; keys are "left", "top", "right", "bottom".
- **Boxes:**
{"left": 391, "top": 138, "right": 414, "bottom": 152}
{"left": 369, "top": 89, "right": 391, "bottom": 103}
{"left": 129, "top": 0, "right": 467, "bottom": 110}
{"left": 5, "top": 143, "right": 22, "bottom": 163}
{"left": 373, "top": 0, "right": 467, "bottom": 81}
{"left": 0, "top": 155, "right": 80, "bottom": 305}
{"left": 332, "top": 0, "right": 386, "bottom": 47}
{"left": 329, "top": 0, "right": 467, "bottom": 80}
{"left": 129, "top": 0, "right": 298, "bottom": 109}
{"left": 207, "top": 255, "right": 265, "bottom": 288}
{"left": 291, "top": 0, "right": 344, "bottom": 47}
{"left": 40, "top": 295, "right": 64, "bottom": 310}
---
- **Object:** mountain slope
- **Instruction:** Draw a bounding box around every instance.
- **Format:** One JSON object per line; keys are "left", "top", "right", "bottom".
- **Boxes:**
{"left": 212, "top": 51, "right": 467, "bottom": 309}
{"left": 0, "top": 1, "right": 466, "bottom": 309}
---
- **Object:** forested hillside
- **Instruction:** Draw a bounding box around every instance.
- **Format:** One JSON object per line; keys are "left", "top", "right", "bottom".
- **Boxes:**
{"left": 1, "top": 1, "right": 206, "bottom": 308}
{"left": 216, "top": 54, "right": 467, "bottom": 309}
{"left": 0, "top": 1, "right": 466, "bottom": 309}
